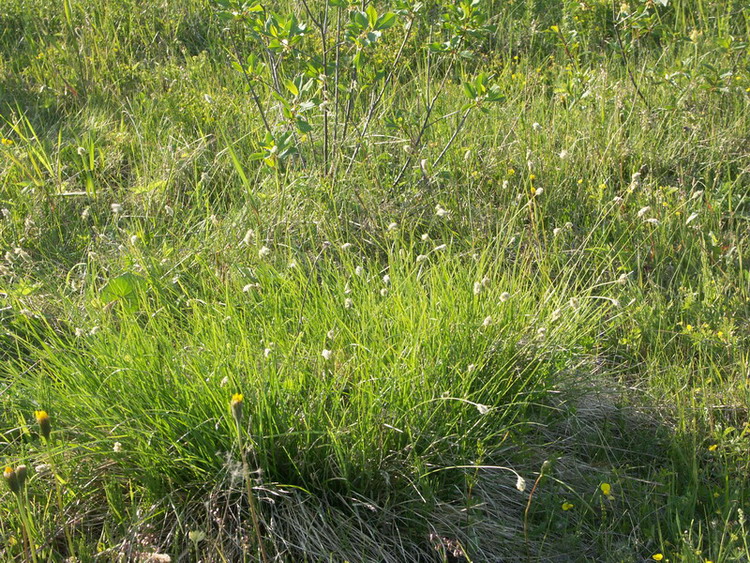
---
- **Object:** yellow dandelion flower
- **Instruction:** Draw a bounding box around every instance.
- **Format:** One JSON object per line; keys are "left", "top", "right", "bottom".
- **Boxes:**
{"left": 652, "top": 555, "right": 663, "bottom": 561}
{"left": 600, "top": 483, "right": 611, "bottom": 495}
{"left": 708, "top": 444, "right": 718, "bottom": 451}
{"left": 230, "top": 393, "right": 244, "bottom": 421}
{"left": 3, "top": 466, "right": 20, "bottom": 494}
{"left": 1, "top": 138, "right": 14, "bottom": 146}
{"left": 561, "top": 501, "right": 574, "bottom": 511}
{"left": 35, "top": 410, "right": 51, "bottom": 440}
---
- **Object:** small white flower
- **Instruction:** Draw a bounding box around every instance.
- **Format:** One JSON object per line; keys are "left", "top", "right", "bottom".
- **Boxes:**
{"left": 380, "top": 288, "right": 389, "bottom": 297}
{"left": 464, "top": 149, "right": 472, "bottom": 161}
{"left": 637, "top": 206, "right": 651, "bottom": 218}
{"left": 611, "top": 298, "right": 620, "bottom": 308}
{"left": 617, "top": 273, "right": 629, "bottom": 285}
{"left": 686, "top": 212, "right": 699, "bottom": 225}
{"left": 534, "top": 187, "right": 544, "bottom": 196}
{"left": 355, "top": 266, "right": 364, "bottom": 276}
{"left": 387, "top": 222, "right": 398, "bottom": 231}
{"left": 1, "top": 208, "right": 10, "bottom": 219}
{"left": 327, "top": 329, "right": 336, "bottom": 340}
{"left": 258, "top": 246, "right": 271, "bottom": 258}
{"left": 476, "top": 403, "right": 490, "bottom": 415}
{"left": 550, "top": 309, "right": 561, "bottom": 321}
{"left": 435, "top": 205, "right": 450, "bottom": 218}
{"left": 499, "top": 292, "right": 511, "bottom": 303}
{"left": 383, "top": 274, "right": 391, "bottom": 284}
{"left": 503, "top": 180, "right": 510, "bottom": 190}
{"left": 645, "top": 217, "right": 660, "bottom": 225}
{"left": 321, "top": 349, "right": 333, "bottom": 360}
{"left": 691, "top": 190, "right": 703, "bottom": 199}
{"left": 220, "top": 376, "right": 229, "bottom": 387}
{"left": 75, "top": 327, "right": 85, "bottom": 337}
{"left": 433, "top": 244, "right": 447, "bottom": 252}
{"left": 482, "top": 315, "right": 492, "bottom": 327}
{"left": 473, "top": 282, "right": 483, "bottom": 295}
{"left": 421, "top": 233, "right": 430, "bottom": 241}
{"left": 242, "top": 229, "right": 254, "bottom": 245}
{"left": 344, "top": 283, "right": 352, "bottom": 295}
{"left": 416, "top": 254, "right": 428, "bottom": 263}
{"left": 344, "top": 298, "right": 353, "bottom": 309}
{"left": 89, "top": 326, "right": 100, "bottom": 335}
{"left": 532, "top": 122, "right": 542, "bottom": 131}
{"left": 130, "top": 235, "right": 138, "bottom": 245}
{"left": 34, "top": 464, "right": 51, "bottom": 476}
{"left": 481, "top": 276, "right": 491, "bottom": 287}
{"left": 242, "top": 284, "right": 255, "bottom": 292}
{"left": 203, "top": 93, "right": 214, "bottom": 104}
{"left": 467, "top": 364, "right": 476, "bottom": 373}
{"left": 341, "top": 242, "right": 353, "bottom": 251}
{"left": 113, "top": 442, "right": 123, "bottom": 453}
{"left": 569, "top": 297, "right": 580, "bottom": 310}
{"left": 553, "top": 227, "right": 562, "bottom": 237}
{"left": 289, "top": 260, "right": 297, "bottom": 268}
{"left": 537, "top": 327, "right": 547, "bottom": 339}
{"left": 81, "top": 207, "right": 90, "bottom": 219}
{"left": 111, "top": 203, "right": 122, "bottom": 214}
{"left": 558, "top": 149, "right": 569, "bottom": 159}
{"left": 612, "top": 196, "right": 624, "bottom": 204}
{"left": 264, "top": 348, "right": 272, "bottom": 358}
{"left": 564, "top": 222, "right": 573, "bottom": 229}
{"left": 164, "top": 204, "right": 174, "bottom": 216}
{"left": 516, "top": 475, "right": 527, "bottom": 492}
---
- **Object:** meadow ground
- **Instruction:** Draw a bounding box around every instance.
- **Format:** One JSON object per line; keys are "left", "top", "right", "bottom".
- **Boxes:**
{"left": 1, "top": 0, "right": 749, "bottom": 560}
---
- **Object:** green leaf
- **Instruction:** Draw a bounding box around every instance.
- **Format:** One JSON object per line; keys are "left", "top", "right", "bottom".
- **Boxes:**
{"left": 296, "top": 118, "right": 313, "bottom": 133}
{"left": 375, "top": 12, "right": 397, "bottom": 30}
{"left": 463, "top": 82, "right": 477, "bottom": 99}
{"left": 101, "top": 273, "right": 146, "bottom": 312}
{"left": 366, "top": 4, "right": 378, "bottom": 27}
{"left": 284, "top": 79, "right": 299, "bottom": 96}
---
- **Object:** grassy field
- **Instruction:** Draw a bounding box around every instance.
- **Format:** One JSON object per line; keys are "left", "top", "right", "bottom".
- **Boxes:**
{"left": 1, "top": 0, "right": 749, "bottom": 560}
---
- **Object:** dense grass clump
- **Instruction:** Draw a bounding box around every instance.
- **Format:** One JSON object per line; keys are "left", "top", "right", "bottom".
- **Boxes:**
{"left": 1, "top": 0, "right": 749, "bottom": 560}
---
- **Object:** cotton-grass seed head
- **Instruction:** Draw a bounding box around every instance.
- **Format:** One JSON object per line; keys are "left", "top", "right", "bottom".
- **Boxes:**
{"left": 516, "top": 475, "right": 527, "bottom": 492}
{"left": 230, "top": 393, "right": 244, "bottom": 422}
{"left": 35, "top": 410, "right": 51, "bottom": 441}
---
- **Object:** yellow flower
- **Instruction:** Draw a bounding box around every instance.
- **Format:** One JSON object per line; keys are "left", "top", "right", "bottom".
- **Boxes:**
{"left": 35, "top": 410, "right": 51, "bottom": 440}
{"left": 652, "top": 554, "right": 664, "bottom": 561}
{"left": 1, "top": 138, "right": 14, "bottom": 146}
{"left": 561, "top": 502, "right": 574, "bottom": 511}
{"left": 708, "top": 444, "right": 718, "bottom": 452}
{"left": 600, "top": 483, "right": 611, "bottom": 495}
{"left": 3, "top": 466, "right": 20, "bottom": 494}
{"left": 230, "top": 393, "right": 244, "bottom": 421}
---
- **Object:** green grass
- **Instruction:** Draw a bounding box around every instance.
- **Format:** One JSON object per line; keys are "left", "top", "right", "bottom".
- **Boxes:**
{"left": 1, "top": 0, "right": 749, "bottom": 560}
